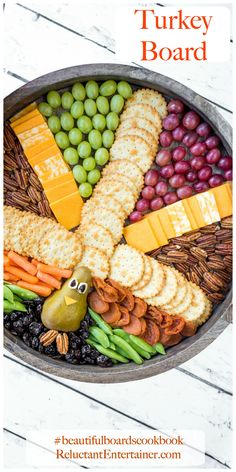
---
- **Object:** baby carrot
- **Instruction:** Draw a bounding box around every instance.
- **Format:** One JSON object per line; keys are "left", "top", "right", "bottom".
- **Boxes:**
{"left": 4, "top": 255, "right": 10, "bottom": 265}
{"left": 31, "top": 259, "right": 41, "bottom": 266}
{"left": 4, "top": 272, "right": 20, "bottom": 282}
{"left": 8, "top": 251, "right": 37, "bottom": 276}
{"left": 17, "top": 281, "right": 52, "bottom": 297}
{"left": 37, "top": 270, "right": 61, "bottom": 290}
{"left": 37, "top": 263, "right": 72, "bottom": 279}
{"left": 6, "top": 266, "right": 39, "bottom": 284}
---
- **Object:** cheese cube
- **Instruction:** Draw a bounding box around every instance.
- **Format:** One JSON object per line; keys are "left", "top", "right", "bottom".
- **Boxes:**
{"left": 123, "top": 219, "right": 159, "bottom": 253}
{"left": 50, "top": 191, "right": 84, "bottom": 230}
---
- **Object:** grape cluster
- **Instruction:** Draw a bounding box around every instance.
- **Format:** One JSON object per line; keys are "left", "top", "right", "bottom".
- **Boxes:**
{"left": 38, "top": 80, "right": 132, "bottom": 198}
{"left": 129, "top": 99, "right": 232, "bottom": 222}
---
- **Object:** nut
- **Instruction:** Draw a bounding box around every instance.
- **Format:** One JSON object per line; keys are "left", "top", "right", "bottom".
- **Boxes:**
{"left": 207, "top": 292, "right": 225, "bottom": 304}
{"left": 40, "top": 330, "right": 58, "bottom": 346}
{"left": 221, "top": 216, "right": 232, "bottom": 229}
{"left": 14, "top": 169, "right": 29, "bottom": 190}
{"left": 196, "top": 234, "right": 217, "bottom": 247}
{"left": 27, "top": 185, "right": 42, "bottom": 203}
{"left": 203, "top": 272, "right": 224, "bottom": 291}
{"left": 56, "top": 333, "right": 69, "bottom": 355}
{"left": 190, "top": 246, "right": 207, "bottom": 260}
{"left": 166, "top": 250, "right": 188, "bottom": 262}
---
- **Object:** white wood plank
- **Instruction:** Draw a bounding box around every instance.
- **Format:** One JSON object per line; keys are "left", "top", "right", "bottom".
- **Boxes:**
{"left": 9, "top": 2, "right": 232, "bottom": 110}
{"left": 4, "top": 74, "right": 26, "bottom": 96}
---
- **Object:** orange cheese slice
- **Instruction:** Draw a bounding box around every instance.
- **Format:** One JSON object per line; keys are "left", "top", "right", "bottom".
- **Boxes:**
{"left": 64, "top": 296, "right": 78, "bottom": 306}
{"left": 123, "top": 218, "right": 159, "bottom": 253}
{"left": 23, "top": 135, "right": 57, "bottom": 159}
{"left": 49, "top": 191, "right": 84, "bottom": 230}
{"left": 12, "top": 114, "right": 46, "bottom": 135}
{"left": 145, "top": 212, "right": 168, "bottom": 247}
{"left": 20, "top": 128, "right": 52, "bottom": 150}
{"left": 28, "top": 144, "right": 61, "bottom": 167}
{"left": 182, "top": 199, "right": 198, "bottom": 230}
{"left": 45, "top": 179, "right": 78, "bottom": 203}
{"left": 10, "top": 102, "right": 37, "bottom": 123}
{"left": 186, "top": 195, "right": 205, "bottom": 228}
{"left": 211, "top": 183, "right": 232, "bottom": 218}
{"left": 43, "top": 172, "right": 75, "bottom": 190}
{"left": 152, "top": 207, "right": 176, "bottom": 239}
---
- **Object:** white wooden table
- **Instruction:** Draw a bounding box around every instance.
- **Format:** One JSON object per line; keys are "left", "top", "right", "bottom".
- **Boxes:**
{"left": 3, "top": 1, "right": 232, "bottom": 469}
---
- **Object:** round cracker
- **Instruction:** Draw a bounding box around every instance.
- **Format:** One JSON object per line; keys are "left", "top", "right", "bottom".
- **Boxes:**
{"left": 78, "top": 223, "right": 114, "bottom": 258}
{"left": 39, "top": 228, "right": 82, "bottom": 269}
{"left": 76, "top": 245, "right": 109, "bottom": 279}
{"left": 93, "top": 179, "right": 136, "bottom": 216}
{"left": 110, "top": 135, "right": 153, "bottom": 173}
{"left": 170, "top": 282, "right": 193, "bottom": 315}
{"left": 102, "top": 160, "right": 144, "bottom": 192}
{"left": 131, "top": 255, "right": 153, "bottom": 291}
{"left": 146, "top": 265, "right": 178, "bottom": 307}
{"left": 120, "top": 103, "right": 162, "bottom": 133}
{"left": 116, "top": 127, "right": 158, "bottom": 157}
{"left": 81, "top": 194, "right": 125, "bottom": 221}
{"left": 116, "top": 117, "right": 159, "bottom": 140}
{"left": 197, "top": 298, "right": 212, "bottom": 326}
{"left": 99, "top": 174, "right": 138, "bottom": 199}
{"left": 133, "top": 258, "right": 164, "bottom": 299}
{"left": 162, "top": 271, "right": 187, "bottom": 311}
{"left": 125, "top": 88, "right": 168, "bottom": 119}
{"left": 80, "top": 207, "right": 123, "bottom": 244}
{"left": 109, "top": 244, "right": 144, "bottom": 288}
{"left": 180, "top": 282, "right": 207, "bottom": 324}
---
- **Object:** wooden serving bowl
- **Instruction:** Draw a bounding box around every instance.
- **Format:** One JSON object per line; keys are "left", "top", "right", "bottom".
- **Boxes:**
{"left": 4, "top": 64, "right": 232, "bottom": 383}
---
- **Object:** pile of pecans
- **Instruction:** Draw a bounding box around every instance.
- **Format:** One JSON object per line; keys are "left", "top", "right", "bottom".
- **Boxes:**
{"left": 4, "top": 122, "right": 54, "bottom": 218}
{"left": 149, "top": 216, "right": 232, "bottom": 304}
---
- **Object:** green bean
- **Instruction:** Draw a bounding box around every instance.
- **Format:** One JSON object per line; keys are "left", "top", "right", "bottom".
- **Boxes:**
{"left": 3, "top": 300, "right": 27, "bottom": 313}
{"left": 114, "top": 345, "right": 131, "bottom": 360}
{"left": 13, "top": 295, "right": 23, "bottom": 302}
{"left": 112, "top": 328, "right": 129, "bottom": 341}
{"left": 110, "top": 335, "right": 143, "bottom": 365}
{"left": 154, "top": 343, "right": 166, "bottom": 355}
{"left": 4, "top": 286, "right": 14, "bottom": 303}
{"left": 109, "top": 342, "right": 116, "bottom": 351}
{"left": 88, "top": 308, "right": 113, "bottom": 335}
{"left": 89, "top": 326, "right": 110, "bottom": 348}
{"left": 87, "top": 338, "right": 129, "bottom": 363}
{"left": 129, "top": 334, "right": 156, "bottom": 354}
{"left": 129, "top": 340, "right": 151, "bottom": 360}
{"left": 5, "top": 283, "right": 38, "bottom": 300}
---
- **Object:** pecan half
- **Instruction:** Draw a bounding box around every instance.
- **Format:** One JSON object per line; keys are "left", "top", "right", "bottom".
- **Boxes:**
{"left": 203, "top": 272, "right": 224, "bottom": 291}
{"left": 190, "top": 246, "right": 207, "bottom": 260}
{"left": 56, "top": 333, "right": 69, "bottom": 355}
{"left": 40, "top": 330, "right": 58, "bottom": 346}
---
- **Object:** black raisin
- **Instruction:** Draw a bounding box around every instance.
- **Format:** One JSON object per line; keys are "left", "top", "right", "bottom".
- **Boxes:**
{"left": 22, "top": 332, "right": 31, "bottom": 347}
{"left": 96, "top": 355, "right": 112, "bottom": 367}
{"left": 31, "top": 336, "right": 39, "bottom": 349}
{"left": 29, "top": 322, "right": 43, "bottom": 336}
{"left": 81, "top": 345, "right": 92, "bottom": 357}
{"left": 10, "top": 312, "right": 20, "bottom": 322}
{"left": 80, "top": 320, "right": 88, "bottom": 330}
{"left": 12, "top": 320, "right": 25, "bottom": 335}
{"left": 44, "top": 345, "right": 57, "bottom": 356}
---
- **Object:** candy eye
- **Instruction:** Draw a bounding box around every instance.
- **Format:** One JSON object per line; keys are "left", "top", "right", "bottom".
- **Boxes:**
{"left": 69, "top": 278, "right": 78, "bottom": 290}
{"left": 77, "top": 282, "right": 88, "bottom": 294}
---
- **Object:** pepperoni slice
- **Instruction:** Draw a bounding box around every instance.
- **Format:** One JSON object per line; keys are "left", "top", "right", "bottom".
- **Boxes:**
{"left": 181, "top": 321, "right": 197, "bottom": 337}
{"left": 165, "top": 316, "right": 185, "bottom": 335}
{"left": 121, "top": 288, "right": 135, "bottom": 311}
{"left": 112, "top": 306, "right": 130, "bottom": 327}
{"left": 93, "top": 277, "right": 118, "bottom": 303}
{"left": 131, "top": 297, "right": 147, "bottom": 318}
{"left": 140, "top": 317, "right": 147, "bottom": 335}
{"left": 159, "top": 328, "right": 172, "bottom": 346}
{"left": 164, "top": 333, "right": 183, "bottom": 347}
{"left": 123, "top": 315, "right": 142, "bottom": 335}
{"left": 147, "top": 306, "right": 163, "bottom": 325}
{"left": 159, "top": 313, "right": 173, "bottom": 328}
{"left": 141, "top": 319, "right": 160, "bottom": 345}
{"left": 88, "top": 291, "right": 109, "bottom": 314}
{"left": 107, "top": 278, "right": 126, "bottom": 302}
{"left": 101, "top": 303, "right": 121, "bottom": 324}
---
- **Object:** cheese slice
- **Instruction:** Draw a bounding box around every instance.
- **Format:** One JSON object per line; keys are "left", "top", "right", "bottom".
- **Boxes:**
{"left": 28, "top": 144, "right": 61, "bottom": 167}
{"left": 20, "top": 128, "right": 52, "bottom": 150}
{"left": 64, "top": 296, "right": 78, "bottom": 306}
{"left": 12, "top": 115, "right": 46, "bottom": 135}
{"left": 10, "top": 102, "right": 37, "bottom": 123}
{"left": 23, "top": 135, "right": 56, "bottom": 159}
{"left": 153, "top": 208, "right": 176, "bottom": 239}
{"left": 50, "top": 191, "right": 84, "bottom": 230}
{"left": 123, "top": 218, "right": 159, "bottom": 253}
{"left": 186, "top": 195, "right": 206, "bottom": 228}
{"left": 195, "top": 192, "right": 220, "bottom": 225}
{"left": 166, "top": 200, "right": 192, "bottom": 236}
{"left": 45, "top": 179, "right": 78, "bottom": 203}
{"left": 145, "top": 212, "right": 168, "bottom": 247}
{"left": 211, "top": 183, "right": 232, "bottom": 219}
{"left": 43, "top": 172, "right": 75, "bottom": 190}
{"left": 182, "top": 199, "right": 198, "bottom": 230}
{"left": 34, "top": 155, "right": 69, "bottom": 181}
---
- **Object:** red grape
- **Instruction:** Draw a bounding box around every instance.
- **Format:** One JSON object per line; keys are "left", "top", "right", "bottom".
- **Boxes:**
{"left": 194, "top": 182, "right": 209, "bottom": 193}
{"left": 159, "top": 164, "right": 175, "bottom": 179}
{"left": 172, "top": 125, "right": 187, "bottom": 141}
{"left": 169, "top": 174, "right": 185, "bottom": 188}
{"left": 172, "top": 146, "right": 186, "bottom": 162}
{"left": 174, "top": 161, "right": 191, "bottom": 174}
{"left": 163, "top": 114, "right": 180, "bottom": 131}
{"left": 191, "top": 156, "right": 206, "bottom": 170}
{"left": 159, "top": 130, "right": 173, "bottom": 147}
{"left": 190, "top": 142, "right": 207, "bottom": 156}
{"left": 182, "top": 111, "right": 201, "bottom": 130}
{"left": 145, "top": 169, "right": 159, "bottom": 186}
{"left": 164, "top": 192, "right": 178, "bottom": 205}
{"left": 167, "top": 99, "right": 185, "bottom": 114}
{"left": 205, "top": 135, "right": 220, "bottom": 149}
{"left": 150, "top": 197, "right": 164, "bottom": 211}
{"left": 196, "top": 122, "right": 211, "bottom": 138}
{"left": 182, "top": 131, "right": 198, "bottom": 147}
{"left": 186, "top": 171, "right": 197, "bottom": 182}
{"left": 218, "top": 156, "right": 232, "bottom": 171}
{"left": 136, "top": 198, "right": 150, "bottom": 212}
{"left": 177, "top": 186, "right": 193, "bottom": 199}
{"left": 225, "top": 169, "right": 232, "bottom": 181}
{"left": 156, "top": 149, "right": 172, "bottom": 167}
{"left": 198, "top": 166, "right": 212, "bottom": 182}
{"left": 205, "top": 148, "right": 221, "bottom": 165}
{"left": 208, "top": 174, "right": 224, "bottom": 188}
{"left": 142, "top": 186, "right": 155, "bottom": 200}
{"left": 155, "top": 181, "right": 168, "bottom": 196}
{"left": 129, "top": 211, "right": 143, "bottom": 222}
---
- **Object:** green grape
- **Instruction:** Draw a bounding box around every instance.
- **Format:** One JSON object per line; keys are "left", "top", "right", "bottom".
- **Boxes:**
{"left": 117, "top": 81, "right": 132, "bottom": 98}
{"left": 83, "top": 157, "right": 96, "bottom": 171}
{"left": 100, "top": 80, "right": 117, "bottom": 97}
{"left": 86, "top": 80, "right": 99, "bottom": 99}
{"left": 96, "top": 96, "right": 109, "bottom": 115}
{"left": 64, "top": 147, "right": 79, "bottom": 165}
{"left": 88, "top": 130, "right": 102, "bottom": 150}
{"left": 77, "top": 141, "right": 92, "bottom": 159}
{"left": 61, "top": 91, "right": 74, "bottom": 109}
{"left": 60, "top": 112, "right": 74, "bottom": 131}
{"left": 88, "top": 169, "right": 101, "bottom": 185}
{"left": 68, "top": 128, "right": 82, "bottom": 146}
{"left": 110, "top": 94, "right": 124, "bottom": 113}
{"left": 72, "top": 82, "right": 86, "bottom": 101}
{"left": 47, "top": 115, "right": 61, "bottom": 133}
{"left": 84, "top": 99, "right": 97, "bottom": 117}
{"left": 73, "top": 165, "right": 87, "bottom": 184}
{"left": 70, "top": 100, "right": 84, "bottom": 119}
{"left": 95, "top": 148, "right": 109, "bottom": 166}
{"left": 55, "top": 131, "right": 70, "bottom": 150}
{"left": 106, "top": 112, "right": 119, "bottom": 131}
{"left": 79, "top": 182, "right": 93, "bottom": 198}
{"left": 92, "top": 114, "right": 106, "bottom": 131}
{"left": 47, "top": 90, "right": 61, "bottom": 108}
{"left": 77, "top": 115, "right": 93, "bottom": 134}
{"left": 38, "top": 102, "right": 52, "bottom": 117}
{"left": 102, "top": 130, "right": 114, "bottom": 148}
